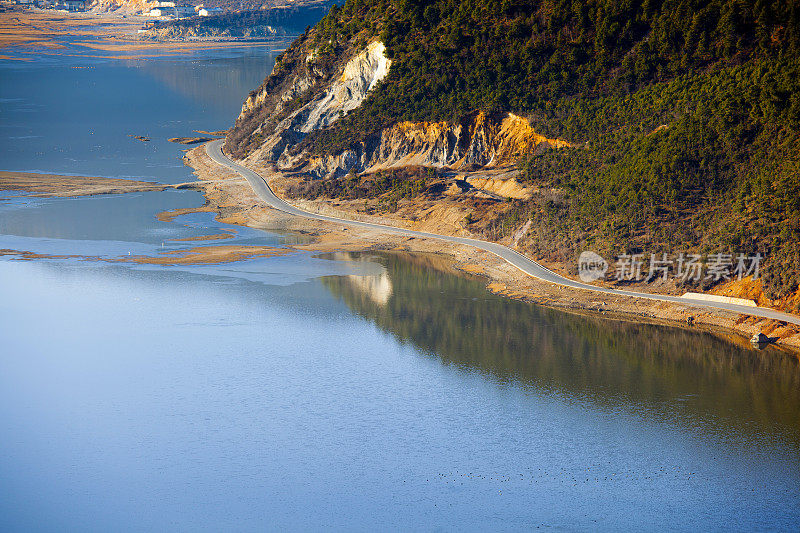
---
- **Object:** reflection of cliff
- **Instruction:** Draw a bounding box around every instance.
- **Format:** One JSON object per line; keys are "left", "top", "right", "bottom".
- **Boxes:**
{"left": 327, "top": 253, "right": 393, "bottom": 306}
{"left": 130, "top": 53, "right": 280, "bottom": 112}
{"left": 321, "top": 252, "right": 800, "bottom": 444}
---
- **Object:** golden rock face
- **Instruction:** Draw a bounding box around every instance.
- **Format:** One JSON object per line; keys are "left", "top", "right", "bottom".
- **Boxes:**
{"left": 332, "top": 111, "right": 571, "bottom": 176}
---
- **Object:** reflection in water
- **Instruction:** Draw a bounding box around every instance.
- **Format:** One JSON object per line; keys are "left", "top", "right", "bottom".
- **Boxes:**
{"left": 328, "top": 252, "right": 394, "bottom": 305}
{"left": 322, "top": 252, "right": 800, "bottom": 447}
{"left": 1, "top": 248, "right": 798, "bottom": 529}
{"left": 131, "top": 50, "right": 282, "bottom": 111}
{"left": 0, "top": 49, "right": 279, "bottom": 181}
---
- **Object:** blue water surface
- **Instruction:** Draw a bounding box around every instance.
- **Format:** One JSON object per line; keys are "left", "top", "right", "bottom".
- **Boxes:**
{"left": 1, "top": 26, "right": 799, "bottom": 533}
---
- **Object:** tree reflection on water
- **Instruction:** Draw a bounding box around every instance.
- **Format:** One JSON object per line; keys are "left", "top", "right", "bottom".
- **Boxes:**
{"left": 321, "top": 251, "right": 800, "bottom": 448}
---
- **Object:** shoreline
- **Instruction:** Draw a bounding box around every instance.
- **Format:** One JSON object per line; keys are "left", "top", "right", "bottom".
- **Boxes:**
{"left": 2, "top": 147, "right": 797, "bottom": 354}
{"left": 0, "top": 7, "right": 293, "bottom": 60}
{"left": 182, "top": 143, "right": 800, "bottom": 355}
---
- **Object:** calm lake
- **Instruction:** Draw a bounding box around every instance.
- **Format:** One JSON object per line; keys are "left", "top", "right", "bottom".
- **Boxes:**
{"left": 1, "top": 37, "right": 799, "bottom": 531}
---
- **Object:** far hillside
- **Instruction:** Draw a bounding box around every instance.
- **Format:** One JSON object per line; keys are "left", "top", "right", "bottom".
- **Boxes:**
{"left": 90, "top": 0, "right": 334, "bottom": 16}
{"left": 146, "top": 5, "right": 331, "bottom": 38}
{"left": 198, "top": 0, "right": 333, "bottom": 13}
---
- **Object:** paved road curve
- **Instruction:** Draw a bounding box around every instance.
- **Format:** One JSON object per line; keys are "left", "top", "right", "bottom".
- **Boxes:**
{"left": 206, "top": 139, "right": 800, "bottom": 326}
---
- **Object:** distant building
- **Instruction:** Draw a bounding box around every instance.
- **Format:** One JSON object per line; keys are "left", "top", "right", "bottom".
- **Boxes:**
{"left": 198, "top": 7, "right": 221, "bottom": 16}
{"left": 147, "top": 4, "right": 193, "bottom": 17}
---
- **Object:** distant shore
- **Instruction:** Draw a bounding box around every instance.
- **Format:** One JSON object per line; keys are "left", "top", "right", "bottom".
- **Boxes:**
{"left": 0, "top": 7, "right": 292, "bottom": 60}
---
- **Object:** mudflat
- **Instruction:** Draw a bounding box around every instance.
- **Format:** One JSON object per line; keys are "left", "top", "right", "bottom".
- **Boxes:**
{"left": 0, "top": 171, "right": 166, "bottom": 197}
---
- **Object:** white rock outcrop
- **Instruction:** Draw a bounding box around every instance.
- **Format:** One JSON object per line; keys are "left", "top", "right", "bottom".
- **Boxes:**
{"left": 246, "top": 41, "right": 391, "bottom": 163}
{"left": 301, "top": 41, "right": 391, "bottom": 133}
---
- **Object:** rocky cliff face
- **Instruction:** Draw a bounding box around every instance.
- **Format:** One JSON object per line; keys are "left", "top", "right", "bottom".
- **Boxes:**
{"left": 227, "top": 33, "right": 568, "bottom": 178}
{"left": 285, "top": 111, "right": 570, "bottom": 178}
{"left": 89, "top": 0, "right": 157, "bottom": 13}
{"left": 231, "top": 39, "right": 391, "bottom": 163}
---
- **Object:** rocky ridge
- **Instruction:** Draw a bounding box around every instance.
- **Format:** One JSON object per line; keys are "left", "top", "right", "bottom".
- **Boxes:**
{"left": 238, "top": 40, "right": 392, "bottom": 166}
{"left": 228, "top": 35, "right": 569, "bottom": 179}
{"left": 288, "top": 111, "right": 571, "bottom": 178}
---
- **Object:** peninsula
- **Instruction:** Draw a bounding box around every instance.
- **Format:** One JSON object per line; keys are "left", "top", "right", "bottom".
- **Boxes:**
{"left": 185, "top": 0, "right": 800, "bottom": 349}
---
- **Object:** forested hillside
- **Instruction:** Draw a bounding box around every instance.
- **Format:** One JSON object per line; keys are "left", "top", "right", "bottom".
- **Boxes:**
{"left": 234, "top": 0, "right": 800, "bottom": 302}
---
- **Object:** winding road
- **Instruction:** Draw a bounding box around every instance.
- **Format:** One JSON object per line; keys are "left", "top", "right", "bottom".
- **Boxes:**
{"left": 206, "top": 139, "right": 800, "bottom": 326}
